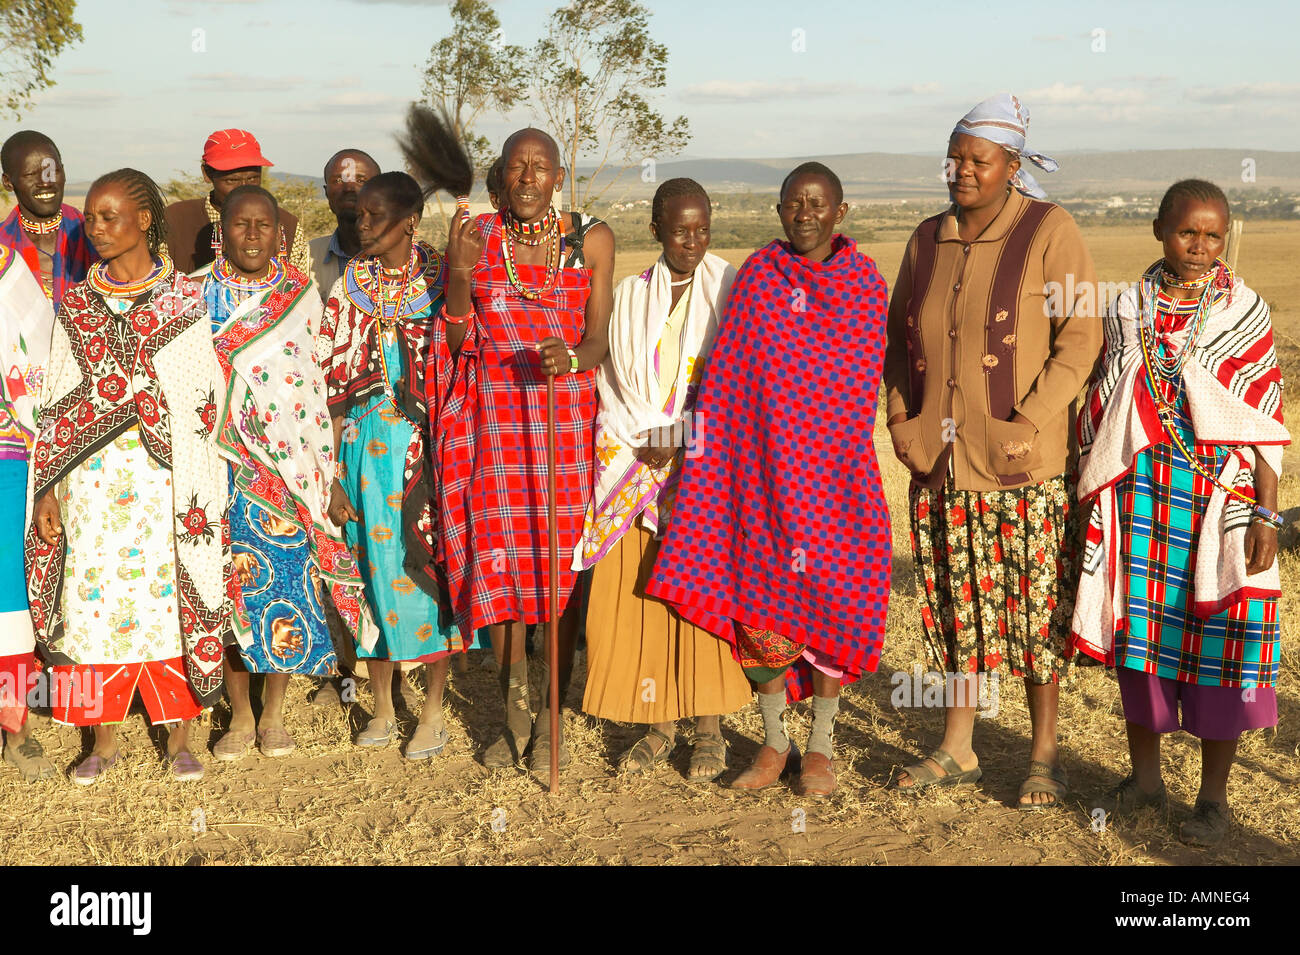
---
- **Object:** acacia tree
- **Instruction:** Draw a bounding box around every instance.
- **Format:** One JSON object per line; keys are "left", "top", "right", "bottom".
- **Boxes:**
{"left": 420, "top": 0, "right": 527, "bottom": 173}
{"left": 532, "top": 0, "right": 690, "bottom": 210}
{"left": 1, "top": 0, "right": 82, "bottom": 117}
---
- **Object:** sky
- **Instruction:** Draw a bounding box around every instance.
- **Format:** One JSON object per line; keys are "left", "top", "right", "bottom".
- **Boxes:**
{"left": 7, "top": 0, "right": 1300, "bottom": 184}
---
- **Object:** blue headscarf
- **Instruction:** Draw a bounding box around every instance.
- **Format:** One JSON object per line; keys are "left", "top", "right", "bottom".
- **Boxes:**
{"left": 951, "top": 93, "right": 1058, "bottom": 199}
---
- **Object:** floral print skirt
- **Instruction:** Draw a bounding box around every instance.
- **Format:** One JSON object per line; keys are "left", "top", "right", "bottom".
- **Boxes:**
{"left": 59, "top": 428, "right": 182, "bottom": 666}
{"left": 908, "top": 474, "right": 1079, "bottom": 684}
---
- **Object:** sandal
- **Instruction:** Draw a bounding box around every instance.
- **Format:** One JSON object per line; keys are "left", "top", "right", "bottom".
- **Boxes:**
{"left": 167, "top": 750, "right": 205, "bottom": 782}
{"left": 687, "top": 731, "right": 728, "bottom": 780}
{"left": 1101, "top": 775, "right": 1168, "bottom": 817}
{"left": 71, "top": 751, "right": 118, "bottom": 786}
{"left": 406, "top": 724, "right": 449, "bottom": 761}
{"left": 618, "top": 727, "right": 675, "bottom": 775}
{"left": 257, "top": 726, "right": 296, "bottom": 758}
{"left": 3, "top": 734, "right": 58, "bottom": 782}
{"left": 355, "top": 717, "right": 395, "bottom": 747}
{"left": 1180, "top": 799, "right": 1234, "bottom": 848}
{"left": 1018, "top": 760, "right": 1068, "bottom": 811}
{"left": 213, "top": 729, "right": 255, "bottom": 762}
{"left": 895, "top": 748, "right": 982, "bottom": 794}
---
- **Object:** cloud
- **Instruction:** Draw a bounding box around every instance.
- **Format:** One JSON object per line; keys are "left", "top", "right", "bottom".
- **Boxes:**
{"left": 1022, "top": 82, "right": 1146, "bottom": 106}
{"left": 29, "top": 88, "right": 123, "bottom": 109}
{"left": 336, "top": 0, "right": 450, "bottom": 5}
{"left": 186, "top": 72, "right": 305, "bottom": 93}
{"left": 62, "top": 67, "right": 111, "bottom": 76}
{"left": 888, "top": 82, "right": 941, "bottom": 96}
{"left": 267, "top": 91, "right": 409, "bottom": 115}
{"left": 1031, "top": 34, "right": 1067, "bottom": 42}
{"left": 1186, "top": 82, "right": 1300, "bottom": 104}
{"left": 165, "top": 0, "right": 262, "bottom": 17}
{"left": 679, "top": 80, "right": 860, "bottom": 104}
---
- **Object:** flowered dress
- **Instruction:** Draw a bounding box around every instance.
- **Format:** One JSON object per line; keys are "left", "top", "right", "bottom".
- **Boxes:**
{"left": 25, "top": 262, "right": 230, "bottom": 722}
{"left": 322, "top": 244, "right": 482, "bottom": 661}
{"left": 0, "top": 245, "right": 51, "bottom": 732}
{"left": 909, "top": 476, "right": 1078, "bottom": 683}
{"left": 203, "top": 260, "right": 372, "bottom": 675}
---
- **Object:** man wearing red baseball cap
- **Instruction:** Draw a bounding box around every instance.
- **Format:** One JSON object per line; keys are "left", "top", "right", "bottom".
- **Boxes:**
{"left": 163, "top": 128, "right": 312, "bottom": 274}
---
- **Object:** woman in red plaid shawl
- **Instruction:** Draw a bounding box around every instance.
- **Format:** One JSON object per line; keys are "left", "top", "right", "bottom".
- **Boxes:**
{"left": 645, "top": 163, "right": 892, "bottom": 798}
{"left": 441, "top": 128, "right": 615, "bottom": 774}
{"left": 1075, "top": 180, "right": 1288, "bottom": 847}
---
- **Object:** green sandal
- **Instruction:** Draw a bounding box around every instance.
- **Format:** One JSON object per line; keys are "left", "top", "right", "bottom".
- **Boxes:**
{"left": 687, "top": 732, "right": 728, "bottom": 780}
{"left": 895, "top": 748, "right": 983, "bottom": 794}
{"left": 618, "top": 727, "right": 674, "bottom": 775}
{"left": 1018, "top": 760, "right": 1069, "bottom": 811}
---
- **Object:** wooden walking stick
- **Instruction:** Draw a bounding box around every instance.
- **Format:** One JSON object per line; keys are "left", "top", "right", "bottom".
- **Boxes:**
{"left": 1227, "top": 219, "right": 1245, "bottom": 273}
{"left": 545, "top": 373, "right": 560, "bottom": 794}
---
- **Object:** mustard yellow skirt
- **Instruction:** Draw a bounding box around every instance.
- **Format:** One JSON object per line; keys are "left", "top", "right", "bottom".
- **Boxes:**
{"left": 582, "top": 525, "right": 752, "bottom": 723}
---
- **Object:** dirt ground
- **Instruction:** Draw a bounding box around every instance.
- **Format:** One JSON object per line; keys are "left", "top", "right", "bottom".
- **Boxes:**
{"left": 1, "top": 222, "right": 1296, "bottom": 866}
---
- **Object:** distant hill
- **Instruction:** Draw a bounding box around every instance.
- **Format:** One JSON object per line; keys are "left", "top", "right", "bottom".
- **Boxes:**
{"left": 51, "top": 150, "right": 1300, "bottom": 206}
{"left": 573, "top": 149, "right": 1300, "bottom": 201}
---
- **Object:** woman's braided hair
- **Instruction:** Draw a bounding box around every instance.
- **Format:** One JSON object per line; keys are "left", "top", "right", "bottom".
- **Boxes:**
{"left": 1157, "top": 178, "right": 1230, "bottom": 223}
{"left": 88, "top": 168, "right": 168, "bottom": 255}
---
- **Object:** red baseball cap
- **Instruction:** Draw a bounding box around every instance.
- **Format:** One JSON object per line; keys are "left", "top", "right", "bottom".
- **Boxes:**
{"left": 202, "top": 129, "right": 273, "bottom": 171}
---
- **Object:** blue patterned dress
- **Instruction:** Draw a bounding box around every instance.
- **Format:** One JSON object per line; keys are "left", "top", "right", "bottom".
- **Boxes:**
{"left": 323, "top": 249, "right": 485, "bottom": 661}
{"left": 205, "top": 264, "right": 338, "bottom": 675}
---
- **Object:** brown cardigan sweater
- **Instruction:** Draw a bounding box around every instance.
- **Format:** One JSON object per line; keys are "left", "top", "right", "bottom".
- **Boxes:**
{"left": 884, "top": 189, "right": 1101, "bottom": 491}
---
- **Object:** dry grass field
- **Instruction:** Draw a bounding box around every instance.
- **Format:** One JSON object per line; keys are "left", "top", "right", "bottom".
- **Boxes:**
{"left": 1, "top": 219, "right": 1296, "bottom": 867}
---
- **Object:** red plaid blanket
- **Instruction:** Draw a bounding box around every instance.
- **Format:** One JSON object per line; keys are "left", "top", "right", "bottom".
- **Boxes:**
{"left": 645, "top": 236, "right": 892, "bottom": 701}
{"left": 431, "top": 213, "right": 598, "bottom": 632}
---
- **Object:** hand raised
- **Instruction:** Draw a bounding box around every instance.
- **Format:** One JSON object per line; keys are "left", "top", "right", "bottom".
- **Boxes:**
{"left": 447, "top": 210, "right": 484, "bottom": 272}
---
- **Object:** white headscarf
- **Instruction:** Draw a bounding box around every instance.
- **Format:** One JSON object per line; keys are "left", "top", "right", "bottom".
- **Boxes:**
{"left": 952, "top": 92, "right": 1059, "bottom": 199}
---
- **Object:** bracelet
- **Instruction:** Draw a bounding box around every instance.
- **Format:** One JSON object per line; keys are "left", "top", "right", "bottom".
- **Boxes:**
{"left": 439, "top": 304, "right": 470, "bottom": 326}
{"left": 566, "top": 347, "right": 579, "bottom": 374}
{"left": 1251, "top": 505, "right": 1283, "bottom": 528}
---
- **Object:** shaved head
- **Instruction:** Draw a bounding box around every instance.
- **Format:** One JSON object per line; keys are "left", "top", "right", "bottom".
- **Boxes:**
{"left": 502, "top": 127, "right": 561, "bottom": 168}
{"left": 323, "top": 148, "right": 379, "bottom": 180}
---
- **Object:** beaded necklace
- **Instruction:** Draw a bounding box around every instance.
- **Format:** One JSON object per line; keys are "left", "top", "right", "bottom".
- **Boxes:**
{"left": 1137, "top": 257, "right": 1260, "bottom": 510}
{"left": 504, "top": 207, "right": 557, "bottom": 246}
{"left": 87, "top": 253, "right": 172, "bottom": 299}
{"left": 502, "top": 213, "right": 563, "bottom": 301}
{"left": 19, "top": 209, "right": 62, "bottom": 235}
{"left": 213, "top": 256, "right": 284, "bottom": 295}
{"left": 1139, "top": 260, "right": 1217, "bottom": 388}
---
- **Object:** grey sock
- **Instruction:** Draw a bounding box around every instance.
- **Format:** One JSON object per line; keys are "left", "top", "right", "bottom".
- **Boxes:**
{"left": 500, "top": 658, "right": 531, "bottom": 740}
{"left": 807, "top": 695, "right": 839, "bottom": 757}
{"left": 757, "top": 691, "right": 788, "bottom": 752}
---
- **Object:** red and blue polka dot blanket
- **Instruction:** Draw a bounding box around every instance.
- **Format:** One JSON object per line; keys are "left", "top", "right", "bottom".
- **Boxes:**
{"left": 645, "top": 235, "right": 892, "bottom": 701}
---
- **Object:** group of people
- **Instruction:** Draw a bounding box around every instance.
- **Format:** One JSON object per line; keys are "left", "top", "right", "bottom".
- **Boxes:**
{"left": 0, "top": 91, "right": 1286, "bottom": 850}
